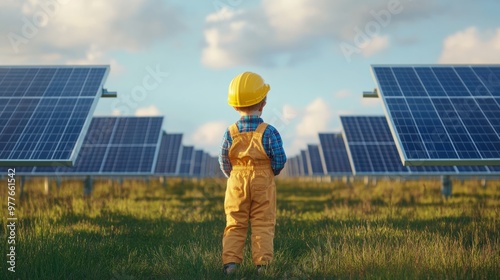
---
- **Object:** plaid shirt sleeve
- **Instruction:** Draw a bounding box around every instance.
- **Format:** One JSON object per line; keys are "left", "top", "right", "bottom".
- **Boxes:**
{"left": 263, "top": 125, "right": 287, "bottom": 175}
{"left": 218, "top": 128, "right": 232, "bottom": 178}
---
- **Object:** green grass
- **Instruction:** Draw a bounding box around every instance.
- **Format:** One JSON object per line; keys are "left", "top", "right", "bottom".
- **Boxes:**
{"left": 1, "top": 177, "right": 499, "bottom": 279}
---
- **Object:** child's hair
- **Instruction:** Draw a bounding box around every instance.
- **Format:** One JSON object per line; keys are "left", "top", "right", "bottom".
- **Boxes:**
{"left": 234, "top": 97, "right": 267, "bottom": 113}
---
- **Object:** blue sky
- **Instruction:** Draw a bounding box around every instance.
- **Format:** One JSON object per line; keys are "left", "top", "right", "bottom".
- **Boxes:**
{"left": 2, "top": 0, "right": 500, "bottom": 156}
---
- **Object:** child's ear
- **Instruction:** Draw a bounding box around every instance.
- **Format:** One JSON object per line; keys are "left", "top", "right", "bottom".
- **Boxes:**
{"left": 259, "top": 101, "right": 266, "bottom": 111}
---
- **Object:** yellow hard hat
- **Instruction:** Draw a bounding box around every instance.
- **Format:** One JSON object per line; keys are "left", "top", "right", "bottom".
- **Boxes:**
{"left": 227, "top": 72, "right": 270, "bottom": 107}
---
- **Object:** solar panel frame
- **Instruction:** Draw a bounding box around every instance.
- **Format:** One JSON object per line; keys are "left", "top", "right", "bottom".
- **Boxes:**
{"left": 371, "top": 64, "right": 500, "bottom": 166}
{"left": 0, "top": 65, "right": 110, "bottom": 166}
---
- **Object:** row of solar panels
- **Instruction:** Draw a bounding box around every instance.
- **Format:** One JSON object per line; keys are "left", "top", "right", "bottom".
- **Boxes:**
{"left": 3, "top": 116, "right": 223, "bottom": 177}
{"left": 285, "top": 64, "right": 500, "bottom": 176}
{"left": 0, "top": 65, "right": 221, "bottom": 176}
{"left": 2, "top": 64, "right": 500, "bottom": 175}
{"left": 283, "top": 115, "right": 500, "bottom": 177}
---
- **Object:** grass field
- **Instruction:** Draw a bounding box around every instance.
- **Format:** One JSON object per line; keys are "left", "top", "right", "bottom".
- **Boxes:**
{"left": 1, "top": 176, "right": 499, "bottom": 279}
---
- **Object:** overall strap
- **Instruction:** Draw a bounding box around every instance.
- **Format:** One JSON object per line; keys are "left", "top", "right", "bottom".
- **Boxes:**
{"left": 228, "top": 123, "right": 239, "bottom": 138}
{"left": 254, "top": 122, "right": 268, "bottom": 135}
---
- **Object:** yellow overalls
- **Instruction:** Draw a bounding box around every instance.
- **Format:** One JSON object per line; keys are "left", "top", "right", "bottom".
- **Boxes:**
{"left": 222, "top": 122, "right": 276, "bottom": 266}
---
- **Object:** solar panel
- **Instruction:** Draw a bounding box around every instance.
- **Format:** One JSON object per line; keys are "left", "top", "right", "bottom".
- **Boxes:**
{"left": 0, "top": 65, "right": 109, "bottom": 166}
{"left": 300, "top": 150, "right": 310, "bottom": 175}
{"left": 290, "top": 156, "right": 298, "bottom": 176}
{"left": 26, "top": 116, "right": 163, "bottom": 175}
{"left": 306, "top": 144, "right": 325, "bottom": 175}
{"left": 283, "top": 155, "right": 300, "bottom": 177}
{"left": 178, "top": 146, "right": 194, "bottom": 175}
{"left": 371, "top": 65, "right": 500, "bottom": 166}
{"left": 191, "top": 150, "right": 204, "bottom": 176}
{"left": 341, "top": 116, "right": 460, "bottom": 175}
{"left": 155, "top": 132, "right": 183, "bottom": 174}
{"left": 318, "top": 133, "right": 352, "bottom": 175}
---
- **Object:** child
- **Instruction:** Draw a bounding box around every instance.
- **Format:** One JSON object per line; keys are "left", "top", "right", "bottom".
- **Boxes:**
{"left": 219, "top": 72, "right": 287, "bottom": 275}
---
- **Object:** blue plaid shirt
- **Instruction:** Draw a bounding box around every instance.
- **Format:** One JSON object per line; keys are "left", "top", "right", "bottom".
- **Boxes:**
{"left": 219, "top": 116, "right": 286, "bottom": 178}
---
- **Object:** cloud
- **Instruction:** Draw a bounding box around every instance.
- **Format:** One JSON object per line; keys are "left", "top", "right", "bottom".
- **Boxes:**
{"left": 202, "top": 0, "right": 443, "bottom": 68}
{"left": 439, "top": 27, "right": 500, "bottom": 63}
{"left": 191, "top": 121, "right": 228, "bottom": 153}
{"left": 0, "top": 0, "right": 185, "bottom": 64}
{"left": 135, "top": 105, "right": 162, "bottom": 116}
{"left": 335, "top": 89, "right": 352, "bottom": 99}
{"left": 296, "top": 98, "right": 331, "bottom": 137}
{"left": 281, "top": 98, "right": 332, "bottom": 155}
{"left": 361, "top": 35, "right": 389, "bottom": 56}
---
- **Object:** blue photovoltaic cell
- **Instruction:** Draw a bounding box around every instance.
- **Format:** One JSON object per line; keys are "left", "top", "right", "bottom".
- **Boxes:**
{"left": 0, "top": 66, "right": 109, "bottom": 166}
{"left": 31, "top": 116, "right": 163, "bottom": 174}
{"left": 372, "top": 65, "right": 500, "bottom": 165}
{"left": 318, "top": 133, "right": 352, "bottom": 174}
{"left": 307, "top": 144, "right": 324, "bottom": 175}
{"left": 155, "top": 132, "right": 183, "bottom": 174}
{"left": 179, "top": 146, "right": 194, "bottom": 175}
{"left": 340, "top": 115, "right": 486, "bottom": 175}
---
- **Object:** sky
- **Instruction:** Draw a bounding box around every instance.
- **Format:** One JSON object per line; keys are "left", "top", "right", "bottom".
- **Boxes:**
{"left": 2, "top": 0, "right": 500, "bottom": 157}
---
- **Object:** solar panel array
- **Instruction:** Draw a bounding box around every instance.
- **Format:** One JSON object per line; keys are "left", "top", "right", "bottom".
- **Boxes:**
{"left": 340, "top": 115, "right": 498, "bottom": 175}
{"left": 0, "top": 65, "right": 109, "bottom": 166}
{"left": 284, "top": 114, "right": 499, "bottom": 177}
{"left": 154, "top": 132, "right": 183, "bottom": 174}
{"left": 191, "top": 150, "right": 204, "bottom": 176}
{"left": 371, "top": 65, "right": 500, "bottom": 166}
{"left": 318, "top": 133, "right": 352, "bottom": 175}
{"left": 306, "top": 144, "right": 325, "bottom": 175}
{"left": 300, "top": 150, "right": 310, "bottom": 175}
{"left": 178, "top": 146, "right": 194, "bottom": 175}
{"left": 20, "top": 117, "right": 163, "bottom": 175}
{"left": 7, "top": 64, "right": 498, "bottom": 178}
{"left": 7, "top": 120, "right": 221, "bottom": 177}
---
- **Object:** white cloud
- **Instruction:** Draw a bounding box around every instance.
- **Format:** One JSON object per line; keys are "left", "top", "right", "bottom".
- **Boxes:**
{"left": 278, "top": 98, "right": 333, "bottom": 155}
{"left": 361, "top": 35, "right": 389, "bottom": 56}
{"left": 296, "top": 98, "right": 331, "bottom": 137}
{"left": 135, "top": 105, "right": 161, "bottom": 116}
{"left": 191, "top": 121, "right": 228, "bottom": 149}
{"left": 202, "top": 0, "right": 443, "bottom": 68}
{"left": 0, "top": 0, "right": 185, "bottom": 64}
{"left": 439, "top": 27, "right": 500, "bottom": 63}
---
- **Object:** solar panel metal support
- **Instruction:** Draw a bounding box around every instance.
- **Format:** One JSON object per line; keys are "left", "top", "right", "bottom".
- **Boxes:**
{"left": 441, "top": 175, "right": 452, "bottom": 199}
{"left": 101, "top": 88, "right": 117, "bottom": 98}
{"left": 83, "top": 175, "right": 93, "bottom": 198}
{"left": 363, "top": 88, "right": 378, "bottom": 98}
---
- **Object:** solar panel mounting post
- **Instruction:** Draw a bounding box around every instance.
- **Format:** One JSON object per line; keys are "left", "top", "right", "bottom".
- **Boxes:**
{"left": 363, "top": 88, "right": 378, "bottom": 98}
{"left": 101, "top": 88, "right": 117, "bottom": 98}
